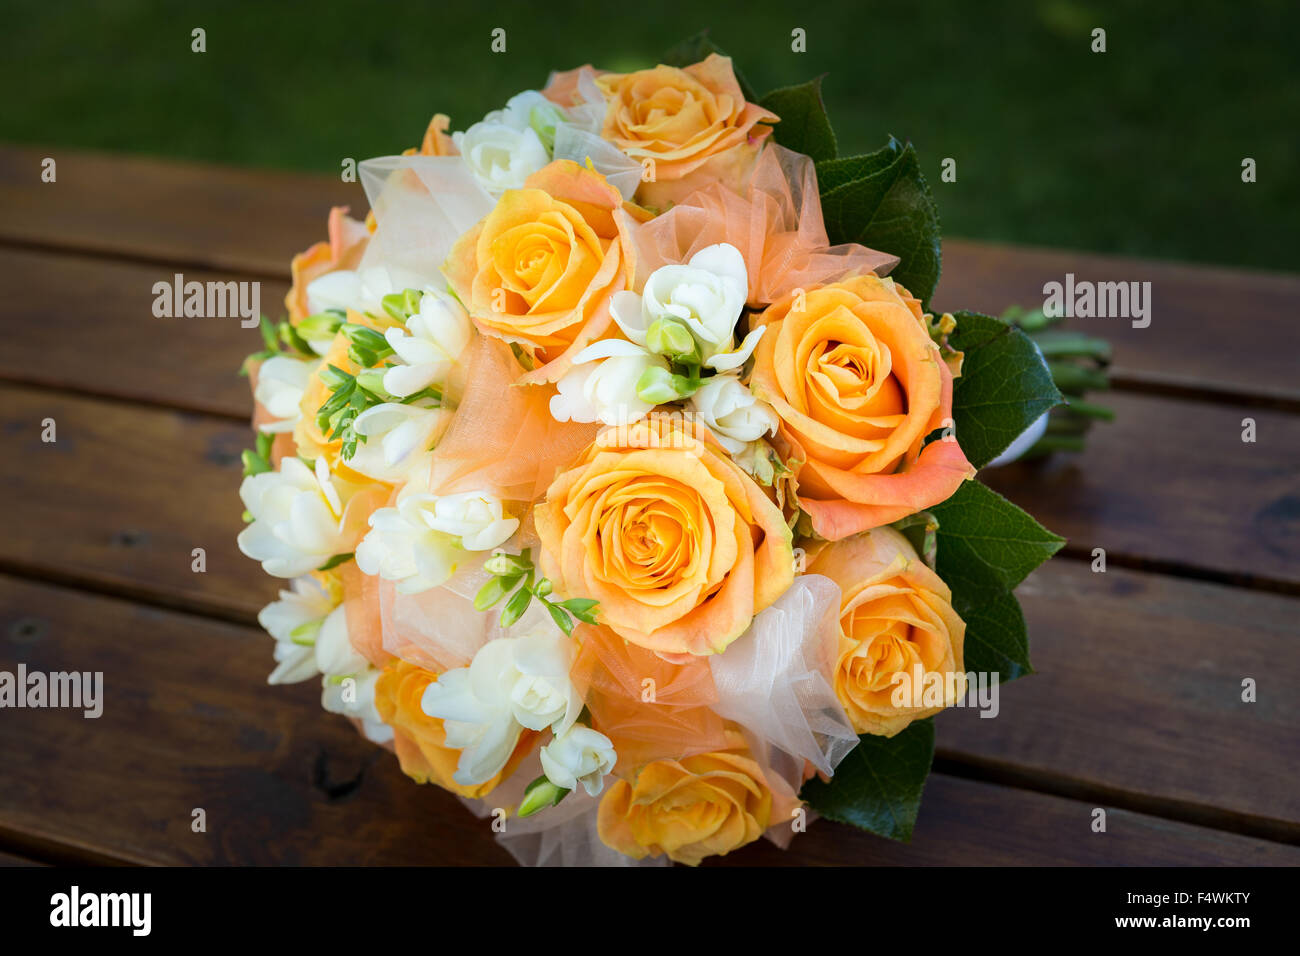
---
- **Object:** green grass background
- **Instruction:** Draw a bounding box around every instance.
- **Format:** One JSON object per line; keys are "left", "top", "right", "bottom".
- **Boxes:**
{"left": 5, "top": 0, "right": 1296, "bottom": 271}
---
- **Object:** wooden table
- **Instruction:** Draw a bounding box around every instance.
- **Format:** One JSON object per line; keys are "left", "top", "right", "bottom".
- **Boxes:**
{"left": 0, "top": 145, "right": 1296, "bottom": 866}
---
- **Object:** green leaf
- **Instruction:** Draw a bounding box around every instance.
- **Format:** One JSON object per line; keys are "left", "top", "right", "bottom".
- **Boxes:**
{"left": 800, "top": 720, "right": 934, "bottom": 842}
{"left": 929, "top": 480, "right": 1063, "bottom": 595}
{"left": 927, "top": 481, "right": 1063, "bottom": 681}
{"left": 258, "top": 315, "right": 278, "bottom": 352}
{"left": 948, "top": 311, "right": 1063, "bottom": 469}
{"left": 759, "top": 77, "right": 837, "bottom": 162}
{"left": 662, "top": 31, "right": 758, "bottom": 102}
{"left": 953, "top": 586, "right": 1033, "bottom": 681}
{"left": 546, "top": 602, "right": 575, "bottom": 636}
{"left": 815, "top": 137, "right": 904, "bottom": 192}
{"left": 240, "top": 448, "right": 271, "bottom": 477}
{"left": 818, "top": 138, "right": 941, "bottom": 305}
{"left": 560, "top": 597, "right": 600, "bottom": 625}
{"left": 316, "top": 552, "right": 354, "bottom": 572}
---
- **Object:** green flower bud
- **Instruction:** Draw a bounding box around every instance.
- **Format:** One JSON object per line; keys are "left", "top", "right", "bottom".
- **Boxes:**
{"left": 354, "top": 368, "right": 391, "bottom": 399}
{"left": 298, "top": 311, "right": 345, "bottom": 339}
{"left": 636, "top": 365, "right": 700, "bottom": 404}
{"left": 381, "top": 288, "right": 424, "bottom": 322}
{"left": 645, "top": 318, "right": 700, "bottom": 363}
{"left": 518, "top": 774, "right": 569, "bottom": 817}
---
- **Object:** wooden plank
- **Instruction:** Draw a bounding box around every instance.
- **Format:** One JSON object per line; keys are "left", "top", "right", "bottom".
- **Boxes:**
{"left": 4, "top": 381, "right": 1296, "bottom": 613}
{"left": 940, "top": 238, "right": 1300, "bottom": 407}
{"left": 2, "top": 574, "right": 1294, "bottom": 866}
{"left": 0, "top": 384, "right": 270, "bottom": 620}
{"left": 3, "top": 144, "right": 1298, "bottom": 404}
{"left": 1, "top": 383, "right": 1297, "bottom": 835}
{"left": 983, "top": 391, "right": 1300, "bottom": 591}
{"left": 0, "top": 247, "right": 266, "bottom": 419}
{"left": 0, "top": 145, "right": 358, "bottom": 277}
{"left": 938, "top": 560, "right": 1300, "bottom": 840}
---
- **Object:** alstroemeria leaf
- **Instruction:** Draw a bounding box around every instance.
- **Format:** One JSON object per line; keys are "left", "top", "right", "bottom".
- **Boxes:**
{"left": 800, "top": 719, "right": 934, "bottom": 842}
{"left": 818, "top": 138, "right": 941, "bottom": 305}
{"left": 759, "top": 76, "right": 837, "bottom": 162}
{"left": 948, "top": 310, "right": 1063, "bottom": 469}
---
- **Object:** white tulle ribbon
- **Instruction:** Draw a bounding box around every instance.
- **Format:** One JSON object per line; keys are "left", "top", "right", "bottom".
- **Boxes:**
{"left": 457, "top": 753, "right": 668, "bottom": 866}
{"left": 709, "top": 574, "right": 860, "bottom": 780}
{"left": 356, "top": 155, "right": 497, "bottom": 293}
{"left": 552, "top": 125, "right": 642, "bottom": 200}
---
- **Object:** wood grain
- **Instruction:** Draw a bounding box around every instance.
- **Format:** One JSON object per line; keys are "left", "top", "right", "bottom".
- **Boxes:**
{"left": 0, "top": 247, "right": 267, "bottom": 419}
{"left": 3, "top": 144, "right": 1298, "bottom": 404}
{"left": 0, "top": 384, "right": 270, "bottom": 620}
{"left": 940, "top": 238, "right": 1300, "bottom": 407}
{"left": 1, "top": 380, "right": 1296, "bottom": 833}
{"left": 0, "top": 145, "right": 358, "bottom": 277}
{"left": 983, "top": 391, "right": 1300, "bottom": 591}
{"left": 937, "top": 561, "right": 1300, "bottom": 839}
{"left": 3, "top": 381, "right": 1296, "bottom": 610}
{"left": 2, "top": 575, "right": 1294, "bottom": 866}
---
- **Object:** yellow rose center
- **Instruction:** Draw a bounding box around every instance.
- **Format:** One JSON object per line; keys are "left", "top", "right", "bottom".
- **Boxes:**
{"left": 596, "top": 477, "right": 705, "bottom": 592}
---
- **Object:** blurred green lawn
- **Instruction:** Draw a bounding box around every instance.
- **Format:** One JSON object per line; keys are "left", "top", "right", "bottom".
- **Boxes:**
{"left": 5, "top": 0, "right": 1296, "bottom": 271}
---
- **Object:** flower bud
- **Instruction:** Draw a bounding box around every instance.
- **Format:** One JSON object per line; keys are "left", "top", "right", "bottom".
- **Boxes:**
{"left": 645, "top": 317, "right": 700, "bottom": 363}
{"left": 636, "top": 365, "right": 696, "bottom": 405}
{"left": 518, "top": 774, "right": 569, "bottom": 817}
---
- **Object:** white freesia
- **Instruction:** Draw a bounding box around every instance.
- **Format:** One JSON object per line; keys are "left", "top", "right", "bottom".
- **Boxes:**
{"left": 549, "top": 339, "right": 670, "bottom": 426}
{"left": 540, "top": 723, "right": 617, "bottom": 796}
{"left": 421, "top": 629, "right": 581, "bottom": 786}
{"left": 314, "top": 603, "right": 368, "bottom": 677}
{"left": 258, "top": 575, "right": 339, "bottom": 685}
{"left": 347, "top": 402, "right": 452, "bottom": 483}
{"left": 611, "top": 243, "right": 763, "bottom": 372}
{"left": 688, "top": 372, "right": 779, "bottom": 454}
{"left": 254, "top": 355, "right": 318, "bottom": 434}
{"left": 237, "top": 457, "right": 358, "bottom": 578}
{"left": 322, "top": 668, "right": 392, "bottom": 745}
{"left": 303, "top": 265, "right": 431, "bottom": 355}
{"left": 355, "top": 490, "right": 519, "bottom": 594}
{"left": 453, "top": 91, "right": 557, "bottom": 196}
{"left": 382, "top": 288, "right": 473, "bottom": 398}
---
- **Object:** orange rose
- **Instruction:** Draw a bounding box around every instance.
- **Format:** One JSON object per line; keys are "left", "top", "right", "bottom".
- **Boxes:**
{"left": 597, "top": 729, "right": 782, "bottom": 865}
{"left": 805, "top": 527, "right": 966, "bottom": 737}
{"left": 284, "top": 206, "right": 372, "bottom": 323}
{"left": 596, "top": 55, "right": 777, "bottom": 209}
{"left": 751, "top": 275, "right": 975, "bottom": 539}
{"left": 535, "top": 414, "right": 793, "bottom": 659}
{"left": 373, "top": 659, "right": 537, "bottom": 799}
{"left": 403, "top": 113, "right": 457, "bottom": 157}
{"left": 443, "top": 160, "right": 647, "bottom": 383}
{"left": 542, "top": 64, "right": 606, "bottom": 108}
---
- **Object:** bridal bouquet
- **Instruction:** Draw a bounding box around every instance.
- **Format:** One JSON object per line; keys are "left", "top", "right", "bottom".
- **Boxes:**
{"left": 237, "top": 33, "right": 1063, "bottom": 866}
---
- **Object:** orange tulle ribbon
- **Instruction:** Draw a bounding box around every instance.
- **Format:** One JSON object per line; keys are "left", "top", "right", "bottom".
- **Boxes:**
{"left": 570, "top": 624, "right": 729, "bottom": 772}
{"left": 423, "top": 335, "right": 599, "bottom": 503}
{"left": 630, "top": 144, "right": 899, "bottom": 307}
